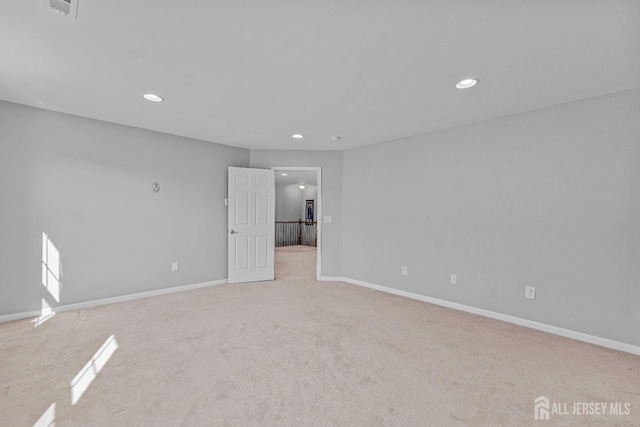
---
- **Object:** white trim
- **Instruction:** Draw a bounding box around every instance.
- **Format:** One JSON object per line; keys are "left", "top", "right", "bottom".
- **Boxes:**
{"left": 0, "top": 309, "right": 43, "bottom": 324}
{"left": 0, "top": 279, "right": 227, "bottom": 324}
{"left": 318, "top": 276, "right": 344, "bottom": 282}
{"left": 339, "top": 277, "right": 640, "bottom": 356}
{"left": 271, "top": 166, "right": 322, "bottom": 280}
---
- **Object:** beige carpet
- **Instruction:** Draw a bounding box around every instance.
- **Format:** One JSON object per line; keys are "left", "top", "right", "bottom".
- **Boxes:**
{"left": 1, "top": 245, "right": 638, "bottom": 426}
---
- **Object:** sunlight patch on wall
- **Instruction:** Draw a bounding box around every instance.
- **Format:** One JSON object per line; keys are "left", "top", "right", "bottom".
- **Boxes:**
{"left": 41, "top": 233, "right": 61, "bottom": 302}
{"left": 70, "top": 335, "right": 119, "bottom": 405}
{"left": 32, "top": 402, "right": 55, "bottom": 427}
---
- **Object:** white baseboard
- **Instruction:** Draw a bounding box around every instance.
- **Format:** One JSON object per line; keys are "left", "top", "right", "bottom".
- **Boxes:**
{"left": 318, "top": 276, "right": 344, "bottom": 282}
{"left": 336, "top": 276, "right": 640, "bottom": 356}
{"left": 0, "top": 309, "right": 43, "bottom": 324}
{"left": 0, "top": 279, "right": 228, "bottom": 324}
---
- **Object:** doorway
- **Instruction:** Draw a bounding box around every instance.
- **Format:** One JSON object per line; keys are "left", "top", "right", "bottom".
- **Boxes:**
{"left": 271, "top": 167, "right": 322, "bottom": 280}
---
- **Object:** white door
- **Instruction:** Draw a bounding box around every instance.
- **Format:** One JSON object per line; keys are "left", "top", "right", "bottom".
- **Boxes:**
{"left": 228, "top": 167, "right": 275, "bottom": 283}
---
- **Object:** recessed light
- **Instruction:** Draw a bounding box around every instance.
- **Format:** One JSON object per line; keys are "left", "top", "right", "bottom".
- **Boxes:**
{"left": 292, "top": 134, "right": 304, "bottom": 139}
{"left": 456, "top": 78, "right": 478, "bottom": 89}
{"left": 143, "top": 93, "right": 164, "bottom": 102}
{"left": 298, "top": 184, "right": 306, "bottom": 189}
{"left": 281, "top": 173, "right": 288, "bottom": 176}
{"left": 331, "top": 136, "right": 342, "bottom": 141}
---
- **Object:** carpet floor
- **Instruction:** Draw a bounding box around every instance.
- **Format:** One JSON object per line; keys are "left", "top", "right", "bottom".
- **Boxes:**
{"left": 1, "top": 245, "right": 638, "bottom": 426}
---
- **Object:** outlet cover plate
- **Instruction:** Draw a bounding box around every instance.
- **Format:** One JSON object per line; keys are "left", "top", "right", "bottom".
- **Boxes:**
{"left": 525, "top": 286, "right": 536, "bottom": 299}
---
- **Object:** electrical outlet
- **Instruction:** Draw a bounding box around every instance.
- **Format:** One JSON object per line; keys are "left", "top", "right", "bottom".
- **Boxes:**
{"left": 401, "top": 266, "right": 408, "bottom": 276}
{"left": 171, "top": 262, "right": 179, "bottom": 272}
{"left": 525, "top": 286, "right": 536, "bottom": 299}
{"left": 450, "top": 274, "right": 457, "bottom": 285}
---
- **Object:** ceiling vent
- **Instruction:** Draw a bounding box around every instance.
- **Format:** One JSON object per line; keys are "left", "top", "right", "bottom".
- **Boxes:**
{"left": 44, "top": 0, "right": 78, "bottom": 18}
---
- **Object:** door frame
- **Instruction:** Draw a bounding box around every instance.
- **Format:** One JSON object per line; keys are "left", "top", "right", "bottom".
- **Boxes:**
{"left": 271, "top": 166, "right": 322, "bottom": 280}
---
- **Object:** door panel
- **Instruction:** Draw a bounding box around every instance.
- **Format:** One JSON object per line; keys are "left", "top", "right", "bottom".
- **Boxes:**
{"left": 235, "top": 174, "right": 249, "bottom": 186}
{"left": 255, "top": 236, "right": 268, "bottom": 269}
{"left": 228, "top": 167, "right": 275, "bottom": 283}
{"left": 235, "top": 192, "right": 250, "bottom": 225}
{"left": 255, "top": 193, "right": 268, "bottom": 225}
{"left": 235, "top": 236, "right": 249, "bottom": 271}
{"left": 255, "top": 175, "right": 268, "bottom": 187}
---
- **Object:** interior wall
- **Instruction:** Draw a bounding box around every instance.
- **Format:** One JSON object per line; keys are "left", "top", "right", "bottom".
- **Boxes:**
{"left": 250, "top": 150, "right": 343, "bottom": 277}
{"left": 276, "top": 184, "right": 305, "bottom": 221}
{"left": 343, "top": 88, "right": 640, "bottom": 346}
{"left": 274, "top": 183, "right": 317, "bottom": 222}
{"left": 0, "top": 101, "right": 249, "bottom": 315}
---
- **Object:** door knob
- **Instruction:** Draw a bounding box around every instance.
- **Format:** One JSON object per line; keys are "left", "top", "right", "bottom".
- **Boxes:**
{"left": 230, "top": 230, "right": 238, "bottom": 234}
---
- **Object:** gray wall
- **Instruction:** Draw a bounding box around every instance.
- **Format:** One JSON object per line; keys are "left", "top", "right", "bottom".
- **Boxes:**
{"left": 0, "top": 101, "right": 249, "bottom": 315}
{"left": 275, "top": 184, "right": 304, "bottom": 221}
{"left": 3, "top": 90, "right": 637, "bottom": 347}
{"left": 250, "top": 150, "right": 343, "bottom": 277}
{"left": 275, "top": 184, "right": 317, "bottom": 221}
{"left": 343, "top": 89, "right": 640, "bottom": 346}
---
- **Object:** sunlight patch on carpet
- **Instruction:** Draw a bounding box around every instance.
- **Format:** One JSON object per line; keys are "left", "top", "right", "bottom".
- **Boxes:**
{"left": 71, "top": 335, "right": 119, "bottom": 405}
{"left": 33, "top": 402, "right": 55, "bottom": 427}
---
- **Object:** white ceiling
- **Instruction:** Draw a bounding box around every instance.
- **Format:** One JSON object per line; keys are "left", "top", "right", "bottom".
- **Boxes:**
{"left": 274, "top": 170, "right": 317, "bottom": 186}
{"left": 1, "top": 1, "right": 639, "bottom": 150}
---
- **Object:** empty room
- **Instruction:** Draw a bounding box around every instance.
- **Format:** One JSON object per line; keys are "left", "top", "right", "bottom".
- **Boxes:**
{"left": 1, "top": 1, "right": 639, "bottom": 425}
